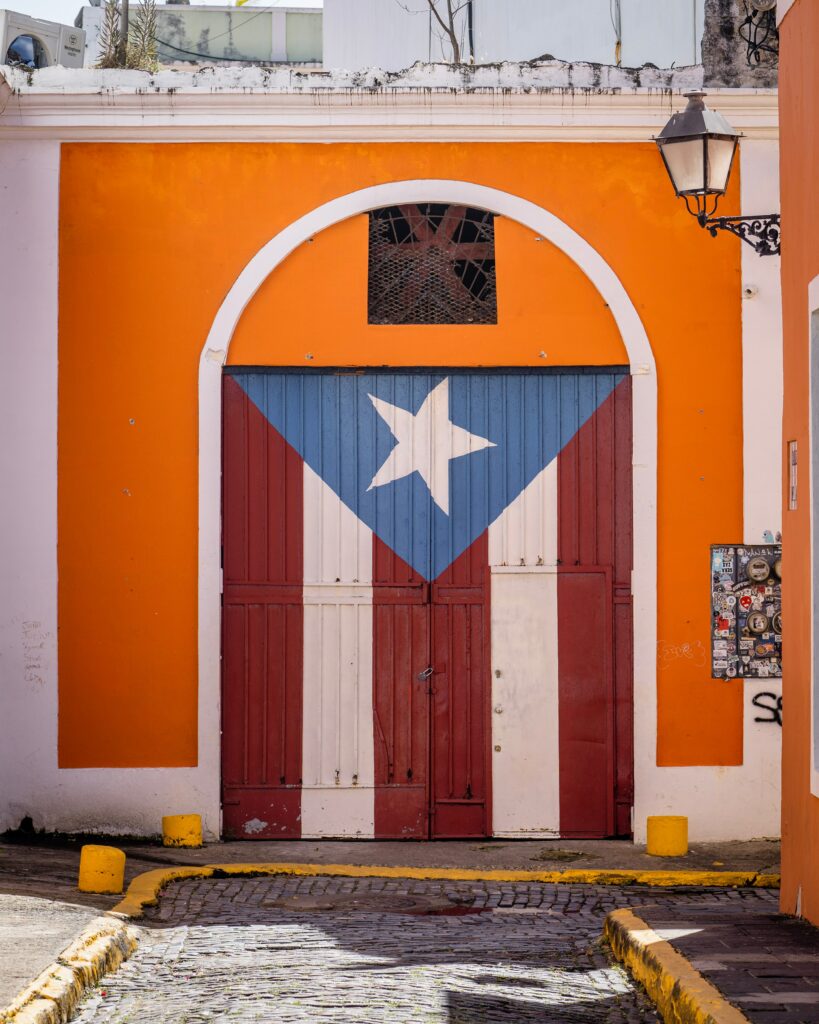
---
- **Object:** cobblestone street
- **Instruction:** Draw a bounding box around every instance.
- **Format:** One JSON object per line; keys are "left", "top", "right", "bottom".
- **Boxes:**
{"left": 72, "top": 877, "right": 777, "bottom": 1023}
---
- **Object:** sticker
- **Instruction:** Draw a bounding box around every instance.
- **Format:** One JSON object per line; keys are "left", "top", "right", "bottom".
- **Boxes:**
{"left": 711, "top": 543, "right": 781, "bottom": 679}
{"left": 747, "top": 556, "right": 771, "bottom": 581}
{"left": 747, "top": 611, "right": 769, "bottom": 635}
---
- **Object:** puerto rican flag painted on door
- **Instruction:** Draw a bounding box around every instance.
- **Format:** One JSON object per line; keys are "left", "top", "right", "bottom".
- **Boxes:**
{"left": 221, "top": 369, "right": 633, "bottom": 840}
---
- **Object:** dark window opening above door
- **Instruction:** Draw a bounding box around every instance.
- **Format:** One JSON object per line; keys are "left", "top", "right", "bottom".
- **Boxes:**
{"left": 368, "top": 204, "right": 497, "bottom": 326}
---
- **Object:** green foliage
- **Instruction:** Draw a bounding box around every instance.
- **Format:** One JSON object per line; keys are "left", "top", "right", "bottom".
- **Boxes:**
{"left": 127, "top": 0, "right": 158, "bottom": 72}
{"left": 95, "top": 0, "right": 120, "bottom": 69}
{"left": 95, "top": 0, "right": 158, "bottom": 72}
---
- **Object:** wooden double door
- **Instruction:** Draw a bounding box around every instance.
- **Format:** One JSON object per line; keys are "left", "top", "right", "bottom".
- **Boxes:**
{"left": 220, "top": 368, "right": 633, "bottom": 841}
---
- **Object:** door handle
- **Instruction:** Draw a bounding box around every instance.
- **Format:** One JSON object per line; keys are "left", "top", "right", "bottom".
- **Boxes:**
{"left": 417, "top": 666, "right": 434, "bottom": 681}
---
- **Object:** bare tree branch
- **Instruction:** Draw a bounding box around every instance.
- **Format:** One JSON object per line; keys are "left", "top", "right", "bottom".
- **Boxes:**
{"left": 426, "top": 0, "right": 451, "bottom": 36}
{"left": 435, "top": 0, "right": 461, "bottom": 63}
{"left": 393, "top": 0, "right": 468, "bottom": 64}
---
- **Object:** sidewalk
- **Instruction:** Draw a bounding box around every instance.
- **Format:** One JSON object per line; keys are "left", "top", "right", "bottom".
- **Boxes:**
{"left": 0, "top": 833, "right": 782, "bottom": 906}
{"left": 0, "top": 833, "right": 783, "bottom": 1019}
{"left": 0, "top": 893, "right": 97, "bottom": 1009}
{"left": 629, "top": 899, "right": 819, "bottom": 1023}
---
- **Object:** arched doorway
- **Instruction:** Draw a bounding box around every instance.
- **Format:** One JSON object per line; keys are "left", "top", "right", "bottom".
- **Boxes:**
{"left": 199, "top": 180, "right": 659, "bottom": 843}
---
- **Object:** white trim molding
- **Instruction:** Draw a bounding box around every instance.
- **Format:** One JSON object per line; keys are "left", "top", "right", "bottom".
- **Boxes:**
{"left": 809, "top": 273, "right": 819, "bottom": 800}
{"left": 0, "top": 83, "right": 778, "bottom": 142}
{"left": 741, "top": 140, "right": 782, "bottom": 543}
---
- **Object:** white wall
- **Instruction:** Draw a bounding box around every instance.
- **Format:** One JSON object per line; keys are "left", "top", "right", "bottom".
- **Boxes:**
{"left": 741, "top": 140, "right": 782, "bottom": 545}
{"left": 77, "top": 6, "right": 103, "bottom": 67}
{"left": 632, "top": 139, "right": 784, "bottom": 844}
{"left": 0, "top": 142, "right": 220, "bottom": 837}
{"left": 473, "top": 0, "right": 614, "bottom": 65}
{"left": 0, "top": 141, "right": 61, "bottom": 833}
{"left": 324, "top": 0, "right": 704, "bottom": 71}
{"left": 633, "top": 681, "right": 782, "bottom": 842}
{"left": 323, "top": 0, "right": 435, "bottom": 70}
{"left": 619, "top": 0, "right": 704, "bottom": 69}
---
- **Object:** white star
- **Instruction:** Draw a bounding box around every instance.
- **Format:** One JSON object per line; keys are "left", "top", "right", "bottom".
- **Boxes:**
{"left": 367, "top": 378, "right": 496, "bottom": 515}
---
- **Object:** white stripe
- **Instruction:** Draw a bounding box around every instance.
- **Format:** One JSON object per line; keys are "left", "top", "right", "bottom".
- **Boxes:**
{"left": 301, "top": 464, "right": 375, "bottom": 838}
{"left": 488, "top": 461, "right": 561, "bottom": 837}
{"left": 487, "top": 459, "right": 558, "bottom": 568}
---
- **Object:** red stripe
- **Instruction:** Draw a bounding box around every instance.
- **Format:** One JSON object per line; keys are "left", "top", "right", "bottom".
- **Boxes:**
{"left": 557, "top": 378, "right": 633, "bottom": 838}
{"left": 372, "top": 533, "right": 490, "bottom": 839}
{"left": 372, "top": 538, "right": 429, "bottom": 838}
{"left": 431, "top": 534, "right": 490, "bottom": 838}
{"left": 221, "top": 375, "right": 303, "bottom": 839}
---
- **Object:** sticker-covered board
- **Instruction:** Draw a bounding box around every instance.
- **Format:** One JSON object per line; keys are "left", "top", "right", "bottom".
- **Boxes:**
{"left": 711, "top": 544, "right": 781, "bottom": 679}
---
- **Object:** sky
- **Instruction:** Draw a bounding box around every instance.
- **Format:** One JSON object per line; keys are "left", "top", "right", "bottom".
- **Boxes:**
{"left": 13, "top": 0, "right": 322, "bottom": 26}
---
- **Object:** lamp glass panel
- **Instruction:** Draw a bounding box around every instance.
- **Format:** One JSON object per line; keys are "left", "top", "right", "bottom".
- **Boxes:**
{"left": 660, "top": 138, "right": 705, "bottom": 195}
{"left": 706, "top": 137, "right": 737, "bottom": 193}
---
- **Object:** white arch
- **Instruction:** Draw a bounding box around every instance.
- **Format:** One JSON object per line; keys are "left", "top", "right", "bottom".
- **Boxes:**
{"left": 196, "top": 180, "right": 658, "bottom": 837}
{"left": 203, "top": 180, "right": 654, "bottom": 369}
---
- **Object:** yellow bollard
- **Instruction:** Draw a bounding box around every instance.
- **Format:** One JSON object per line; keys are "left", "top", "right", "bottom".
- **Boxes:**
{"left": 162, "top": 813, "right": 203, "bottom": 848}
{"left": 646, "top": 815, "right": 689, "bottom": 857}
{"left": 78, "top": 845, "right": 126, "bottom": 894}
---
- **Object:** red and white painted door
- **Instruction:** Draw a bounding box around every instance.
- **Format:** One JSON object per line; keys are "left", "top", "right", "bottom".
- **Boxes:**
{"left": 221, "top": 369, "right": 633, "bottom": 839}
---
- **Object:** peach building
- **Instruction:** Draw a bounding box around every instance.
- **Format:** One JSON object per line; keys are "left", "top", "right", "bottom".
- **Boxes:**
{"left": 778, "top": 0, "right": 819, "bottom": 922}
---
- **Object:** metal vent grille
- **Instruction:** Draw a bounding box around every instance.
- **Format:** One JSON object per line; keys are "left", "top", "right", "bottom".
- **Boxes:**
{"left": 368, "top": 204, "right": 497, "bottom": 325}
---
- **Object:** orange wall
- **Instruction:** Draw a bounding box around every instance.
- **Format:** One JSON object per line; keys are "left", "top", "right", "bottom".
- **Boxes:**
{"left": 58, "top": 142, "right": 743, "bottom": 769}
{"left": 779, "top": 0, "right": 819, "bottom": 920}
{"left": 229, "top": 215, "right": 627, "bottom": 366}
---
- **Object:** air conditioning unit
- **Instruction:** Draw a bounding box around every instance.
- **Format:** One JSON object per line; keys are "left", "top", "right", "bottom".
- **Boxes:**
{"left": 0, "top": 9, "right": 85, "bottom": 68}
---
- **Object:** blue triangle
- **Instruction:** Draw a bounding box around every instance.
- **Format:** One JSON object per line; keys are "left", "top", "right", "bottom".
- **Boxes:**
{"left": 232, "top": 371, "right": 625, "bottom": 581}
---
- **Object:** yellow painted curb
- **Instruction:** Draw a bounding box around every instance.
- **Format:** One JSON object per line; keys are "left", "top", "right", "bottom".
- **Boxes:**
{"left": 753, "top": 873, "right": 781, "bottom": 888}
{"left": 110, "top": 866, "right": 210, "bottom": 919}
{"left": 110, "top": 862, "right": 781, "bottom": 920}
{"left": 0, "top": 918, "right": 138, "bottom": 1024}
{"left": 605, "top": 907, "right": 750, "bottom": 1024}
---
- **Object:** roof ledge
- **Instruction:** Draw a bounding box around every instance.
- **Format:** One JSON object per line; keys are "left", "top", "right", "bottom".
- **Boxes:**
{"left": 0, "top": 59, "right": 710, "bottom": 95}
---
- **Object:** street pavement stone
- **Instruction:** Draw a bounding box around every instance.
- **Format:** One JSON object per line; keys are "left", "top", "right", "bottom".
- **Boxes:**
{"left": 71, "top": 877, "right": 778, "bottom": 1024}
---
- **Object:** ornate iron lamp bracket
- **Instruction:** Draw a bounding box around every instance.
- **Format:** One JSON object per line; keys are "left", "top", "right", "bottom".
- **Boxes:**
{"left": 702, "top": 214, "right": 781, "bottom": 256}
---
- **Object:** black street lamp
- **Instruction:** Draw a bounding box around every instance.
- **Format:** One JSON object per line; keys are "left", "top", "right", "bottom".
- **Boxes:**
{"left": 655, "top": 91, "right": 780, "bottom": 256}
